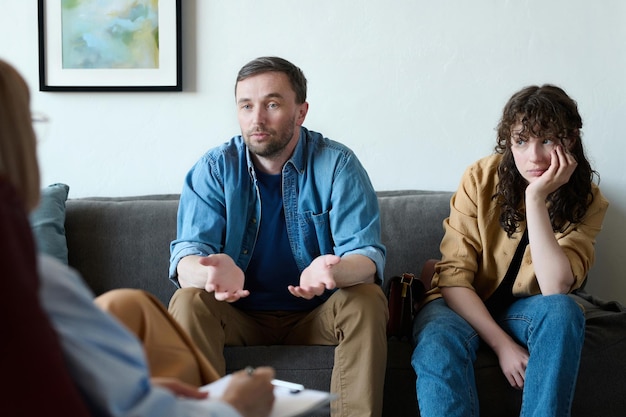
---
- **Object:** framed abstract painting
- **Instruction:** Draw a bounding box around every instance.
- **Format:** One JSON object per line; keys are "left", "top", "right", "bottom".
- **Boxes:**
{"left": 38, "top": 0, "right": 182, "bottom": 92}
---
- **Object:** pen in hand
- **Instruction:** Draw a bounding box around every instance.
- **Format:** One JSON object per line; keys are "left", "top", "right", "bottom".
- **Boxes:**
{"left": 245, "top": 366, "right": 304, "bottom": 393}
{"left": 271, "top": 379, "right": 305, "bottom": 393}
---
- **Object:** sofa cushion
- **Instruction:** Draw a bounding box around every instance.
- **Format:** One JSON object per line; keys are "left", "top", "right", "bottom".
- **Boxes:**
{"left": 65, "top": 195, "right": 180, "bottom": 305}
{"left": 29, "top": 183, "right": 70, "bottom": 264}
{"left": 224, "top": 341, "right": 418, "bottom": 417}
{"left": 571, "top": 291, "right": 626, "bottom": 416}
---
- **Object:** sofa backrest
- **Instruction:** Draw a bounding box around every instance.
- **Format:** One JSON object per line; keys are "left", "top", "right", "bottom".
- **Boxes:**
{"left": 65, "top": 190, "right": 452, "bottom": 306}
{"left": 65, "top": 195, "right": 180, "bottom": 305}
{"left": 377, "top": 190, "right": 452, "bottom": 278}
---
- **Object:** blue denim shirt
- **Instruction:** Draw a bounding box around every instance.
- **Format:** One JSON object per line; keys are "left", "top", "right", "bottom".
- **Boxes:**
{"left": 169, "top": 127, "right": 385, "bottom": 286}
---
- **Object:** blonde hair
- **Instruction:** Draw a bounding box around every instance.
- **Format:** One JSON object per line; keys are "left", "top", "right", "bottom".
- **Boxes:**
{"left": 0, "top": 59, "right": 40, "bottom": 211}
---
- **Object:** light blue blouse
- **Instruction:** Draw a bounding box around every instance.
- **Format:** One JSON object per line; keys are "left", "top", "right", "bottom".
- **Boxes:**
{"left": 38, "top": 254, "right": 241, "bottom": 417}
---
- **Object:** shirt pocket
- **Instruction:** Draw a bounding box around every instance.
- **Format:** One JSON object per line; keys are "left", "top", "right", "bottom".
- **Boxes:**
{"left": 299, "top": 210, "right": 332, "bottom": 257}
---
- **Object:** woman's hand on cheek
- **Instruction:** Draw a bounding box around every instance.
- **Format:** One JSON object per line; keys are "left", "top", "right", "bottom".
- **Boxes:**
{"left": 527, "top": 145, "right": 577, "bottom": 200}
{"left": 553, "top": 144, "right": 577, "bottom": 185}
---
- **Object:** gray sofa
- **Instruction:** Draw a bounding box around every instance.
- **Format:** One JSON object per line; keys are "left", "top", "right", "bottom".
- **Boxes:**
{"left": 63, "top": 190, "right": 626, "bottom": 417}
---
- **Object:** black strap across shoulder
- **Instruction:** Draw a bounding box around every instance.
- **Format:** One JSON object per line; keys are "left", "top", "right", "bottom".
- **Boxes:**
{"left": 484, "top": 228, "right": 529, "bottom": 317}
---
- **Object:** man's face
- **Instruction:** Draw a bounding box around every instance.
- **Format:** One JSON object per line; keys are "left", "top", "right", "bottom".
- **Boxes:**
{"left": 235, "top": 71, "right": 307, "bottom": 160}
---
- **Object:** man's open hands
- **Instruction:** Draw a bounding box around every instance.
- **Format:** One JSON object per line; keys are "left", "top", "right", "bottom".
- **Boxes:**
{"left": 180, "top": 253, "right": 373, "bottom": 302}
{"left": 201, "top": 254, "right": 250, "bottom": 302}
{"left": 288, "top": 254, "right": 340, "bottom": 299}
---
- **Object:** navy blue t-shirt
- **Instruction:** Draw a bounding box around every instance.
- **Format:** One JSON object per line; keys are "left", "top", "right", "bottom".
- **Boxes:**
{"left": 234, "top": 171, "right": 326, "bottom": 311}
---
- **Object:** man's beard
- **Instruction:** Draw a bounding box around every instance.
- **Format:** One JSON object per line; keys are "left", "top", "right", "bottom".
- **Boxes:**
{"left": 244, "top": 120, "right": 295, "bottom": 158}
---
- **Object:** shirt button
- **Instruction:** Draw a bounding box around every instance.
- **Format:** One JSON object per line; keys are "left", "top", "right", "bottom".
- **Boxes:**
{"left": 251, "top": 218, "right": 257, "bottom": 224}
{"left": 242, "top": 249, "right": 249, "bottom": 255}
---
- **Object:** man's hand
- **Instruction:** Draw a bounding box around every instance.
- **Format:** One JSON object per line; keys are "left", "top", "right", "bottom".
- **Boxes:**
{"left": 201, "top": 254, "right": 250, "bottom": 302}
{"left": 222, "top": 367, "right": 275, "bottom": 417}
{"left": 151, "top": 377, "right": 208, "bottom": 399}
{"left": 288, "top": 255, "right": 340, "bottom": 299}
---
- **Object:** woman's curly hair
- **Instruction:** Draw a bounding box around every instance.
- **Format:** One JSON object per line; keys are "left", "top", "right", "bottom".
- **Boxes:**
{"left": 494, "top": 84, "right": 599, "bottom": 237}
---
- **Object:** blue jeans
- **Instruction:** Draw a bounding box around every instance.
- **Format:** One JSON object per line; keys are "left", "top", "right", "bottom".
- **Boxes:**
{"left": 411, "top": 295, "right": 585, "bottom": 417}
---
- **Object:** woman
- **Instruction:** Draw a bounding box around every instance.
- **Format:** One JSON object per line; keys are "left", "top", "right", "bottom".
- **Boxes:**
{"left": 411, "top": 84, "right": 609, "bottom": 416}
{"left": 0, "top": 58, "right": 275, "bottom": 417}
{"left": 1, "top": 57, "right": 92, "bottom": 417}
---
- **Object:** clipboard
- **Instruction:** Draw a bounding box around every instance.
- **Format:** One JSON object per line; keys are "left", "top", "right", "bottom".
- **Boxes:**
{"left": 200, "top": 374, "right": 336, "bottom": 417}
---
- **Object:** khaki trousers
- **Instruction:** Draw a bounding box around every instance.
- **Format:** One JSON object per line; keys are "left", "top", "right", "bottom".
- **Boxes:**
{"left": 95, "top": 289, "right": 220, "bottom": 386}
{"left": 168, "top": 283, "right": 389, "bottom": 417}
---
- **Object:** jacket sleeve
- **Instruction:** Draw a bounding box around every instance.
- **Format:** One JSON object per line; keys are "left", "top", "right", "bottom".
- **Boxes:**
{"left": 516, "top": 184, "right": 610, "bottom": 294}
{"left": 433, "top": 163, "right": 483, "bottom": 291}
{"left": 329, "top": 150, "right": 386, "bottom": 282}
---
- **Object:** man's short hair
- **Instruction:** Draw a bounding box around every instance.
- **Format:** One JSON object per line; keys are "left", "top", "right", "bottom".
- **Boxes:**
{"left": 236, "top": 57, "right": 307, "bottom": 104}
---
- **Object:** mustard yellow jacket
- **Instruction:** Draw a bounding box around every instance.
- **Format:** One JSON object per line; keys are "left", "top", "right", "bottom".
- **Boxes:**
{"left": 423, "top": 154, "right": 609, "bottom": 305}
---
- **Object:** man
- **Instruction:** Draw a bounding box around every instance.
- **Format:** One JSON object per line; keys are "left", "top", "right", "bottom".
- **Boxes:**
{"left": 168, "top": 56, "right": 388, "bottom": 417}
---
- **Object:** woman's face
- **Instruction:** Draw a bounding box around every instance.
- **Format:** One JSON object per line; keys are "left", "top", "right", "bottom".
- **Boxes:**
{"left": 510, "top": 122, "right": 561, "bottom": 184}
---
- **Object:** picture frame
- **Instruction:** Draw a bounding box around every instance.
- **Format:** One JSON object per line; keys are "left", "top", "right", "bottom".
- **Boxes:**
{"left": 38, "top": 0, "right": 182, "bottom": 92}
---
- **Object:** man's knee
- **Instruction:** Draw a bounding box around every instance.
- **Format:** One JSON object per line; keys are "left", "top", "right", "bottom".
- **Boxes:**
{"left": 169, "top": 287, "right": 230, "bottom": 328}
{"left": 331, "top": 283, "right": 388, "bottom": 328}
{"left": 169, "top": 287, "right": 211, "bottom": 311}
{"left": 337, "top": 283, "right": 386, "bottom": 302}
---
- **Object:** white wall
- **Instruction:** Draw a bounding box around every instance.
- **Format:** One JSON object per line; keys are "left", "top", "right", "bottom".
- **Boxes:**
{"left": 2, "top": 0, "right": 625, "bottom": 302}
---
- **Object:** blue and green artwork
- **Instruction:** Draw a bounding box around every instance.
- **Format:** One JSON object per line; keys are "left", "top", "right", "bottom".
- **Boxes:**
{"left": 61, "top": 0, "right": 159, "bottom": 69}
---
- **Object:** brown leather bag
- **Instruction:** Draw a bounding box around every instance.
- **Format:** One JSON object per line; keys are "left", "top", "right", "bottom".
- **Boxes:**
{"left": 385, "top": 273, "right": 424, "bottom": 339}
{"left": 384, "top": 260, "right": 438, "bottom": 339}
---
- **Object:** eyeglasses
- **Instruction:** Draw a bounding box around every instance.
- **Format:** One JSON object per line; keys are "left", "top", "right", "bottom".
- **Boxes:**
{"left": 31, "top": 112, "right": 50, "bottom": 142}
{"left": 31, "top": 112, "right": 50, "bottom": 124}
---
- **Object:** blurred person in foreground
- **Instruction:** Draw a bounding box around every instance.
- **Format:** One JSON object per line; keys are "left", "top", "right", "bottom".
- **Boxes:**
{"left": 1, "top": 57, "right": 91, "bottom": 417}
{"left": 0, "top": 58, "right": 274, "bottom": 417}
